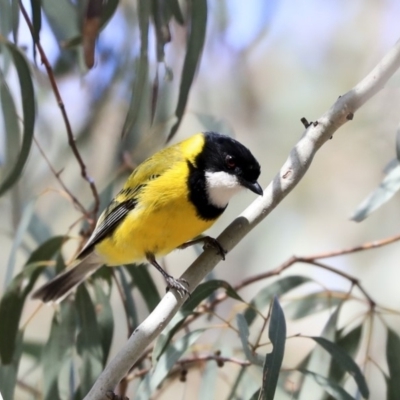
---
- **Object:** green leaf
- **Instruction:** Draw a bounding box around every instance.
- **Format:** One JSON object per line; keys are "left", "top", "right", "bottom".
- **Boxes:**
{"left": 166, "top": 0, "right": 184, "bottom": 24}
{"left": 236, "top": 314, "right": 264, "bottom": 366}
{"left": 244, "top": 276, "right": 311, "bottom": 326}
{"left": 0, "top": 0, "right": 12, "bottom": 37}
{"left": 298, "top": 307, "right": 340, "bottom": 400}
{"left": 285, "top": 291, "right": 343, "bottom": 320}
{"left": 0, "top": 40, "right": 35, "bottom": 196}
{"left": 0, "top": 331, "right": 23, "bottom": 400}
{"left": 167, "top": 0, "right": 207, "bottom": 141}
{"left": 149, "top": 329, "right": 204, "bottom": 391}
{"left": 327, "top": 324, "right": 362, "bottom": 390}
{"left": 298, "top": 369, "right": 356, "bottom": 400}
{"left": 386, "top": 328, "right": 400, "bottom": 399}
{"left": 260, "top": 296, "right": 286, "bottom": 400}
{"left": 183, "top": 279, "right": 244, "bottom": 312}
{"left": 41, "top": 0, "right": 79, "bottom": 41}
{"left": 43, "top": 302, "right": 76, "bottom": 400}
{"left": 310, "top": 336, "right": 369, "bottom": 398}
{"left": 93, "top": 280, "right": 114, "bottom": 366}
{"left": 0, "top": 236, "right": 65, "bottom": 364}
{"left": 0, "top": 69, "right": 21, "bottom": 173}
{"left": 22, "top": 340, "right": 44, "bottom": 361}
{"left": 121, "top": 0, "right": 150, "bottom": 138}
{"left": 75, "top": 285, "right": 103, "bottom": 397}
{"left": 125, "top": 263, "right": 161, "bottom": 312}
{"left": 351, "top": 164, "right": 400, "bottom": 222}
{"left": 118, "top": 267, "right": 139, "bottom": 331}
{"left": 30, "top": 0, "right": 42, "bottom": 60}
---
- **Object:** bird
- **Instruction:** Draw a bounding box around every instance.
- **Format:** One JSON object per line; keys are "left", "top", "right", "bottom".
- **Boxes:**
{"left": 32, "top": 131, "right": 262, "bottom": 303}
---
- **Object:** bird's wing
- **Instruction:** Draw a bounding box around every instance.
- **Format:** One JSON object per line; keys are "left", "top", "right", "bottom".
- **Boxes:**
{"left": 77, "top": 198, "right": 138, "bottom": 259}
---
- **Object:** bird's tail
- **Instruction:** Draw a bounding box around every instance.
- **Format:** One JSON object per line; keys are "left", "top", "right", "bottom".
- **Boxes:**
{"left": 31, "top": 252, "right": 103, "bottom": 303}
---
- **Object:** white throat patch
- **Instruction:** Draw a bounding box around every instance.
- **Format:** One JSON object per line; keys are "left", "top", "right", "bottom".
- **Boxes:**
{"left": 205, "top": 171, "right": 243, "bottom": 208}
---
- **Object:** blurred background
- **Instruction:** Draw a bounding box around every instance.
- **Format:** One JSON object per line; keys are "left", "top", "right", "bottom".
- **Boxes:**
{"left": 1, "top": 0, "right": 400, "bottom": 398}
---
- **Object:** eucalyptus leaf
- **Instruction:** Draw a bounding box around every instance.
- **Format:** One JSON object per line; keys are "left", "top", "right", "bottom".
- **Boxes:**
{"left": 125, "top": 263, "right": 161, "bottom": 312}
{"left": 386, "top": 328, "right": 400, "bottom": 400}
{"left": 244, "top": 275, "right": 311, "bottom": 326}
{"left": 327, "top": 324, "right": 362, "bottom": 391}
{"left": 351, "top": 164, "right": 400, "bottom": 222}
{"left": 0, "top": 39, "right": 35, "bottom": 196}
{"left": 284, "top": 291, "right": 342, "bottom": 320}
{"left": 298, "top": 369, "right": 356, "bottom": 400}
{"left": 0, "top": 236, "right": 65, "bottom": 364}
{"left": 43, "top": 302, "right": 76, "bottom": 400}
{"left": 93, "top": 280, "right": 114, "bottom": 366}
{"left": 75, "top": 285, "right": 103, "bottom": 397}
{"left": 298, "top": 307, "right": 340, "bottom": 400}
{"left": 236, "top": 314, "right": 264, "bottom": 366}
{"left": 167, "top": 0, "right": 207, "bottom": 141}
{"left": 260, "top": 296, "right": 286, "bottom": 400}
{"left": 310, "top": 336, "right": 369, "bottom": 398}
{"left": 0, "top": 331, "right": 23, "bottom": 400}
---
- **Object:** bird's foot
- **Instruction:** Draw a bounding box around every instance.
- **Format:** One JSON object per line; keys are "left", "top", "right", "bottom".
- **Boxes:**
{"left": 201, "top": 236, "right": 227, "bottom": 260}
{"left": 165, "top": 276, "right": 190, "bottom": 298}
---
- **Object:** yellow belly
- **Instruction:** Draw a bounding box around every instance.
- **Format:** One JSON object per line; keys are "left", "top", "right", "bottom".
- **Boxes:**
{"left": 94, "top": 162, "right": 216, "bottom": 265}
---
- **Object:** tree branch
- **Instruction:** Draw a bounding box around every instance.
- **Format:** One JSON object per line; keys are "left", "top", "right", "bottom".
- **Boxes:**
{"left": 84, "top": 38, "right": 400, "bottom": 399}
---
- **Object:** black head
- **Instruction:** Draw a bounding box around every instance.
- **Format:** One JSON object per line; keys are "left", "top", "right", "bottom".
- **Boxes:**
{"left": 200, "top": 132, "right": 262, "bottom": 194}
{"left": 187, "top": 132, "right": 262, "bottom": 221}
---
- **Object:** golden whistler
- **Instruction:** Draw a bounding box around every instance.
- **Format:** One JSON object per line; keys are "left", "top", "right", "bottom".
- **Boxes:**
{"left": 32, "top": 132, "right": 262, "bottom": 302}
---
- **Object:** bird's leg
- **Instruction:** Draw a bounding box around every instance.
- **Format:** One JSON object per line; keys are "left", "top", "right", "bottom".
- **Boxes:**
{"left": 146, "top": 253, "right": 189, "bottom": 297}
{"left": 178, "top": 236, "right": 227, "bottom": 260}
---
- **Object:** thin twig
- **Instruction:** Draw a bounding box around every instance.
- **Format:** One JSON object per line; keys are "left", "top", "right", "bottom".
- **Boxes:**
{"left": 19, "top": 1, "right": 100, "bottom": 230}
{"left": 34, "top": 137, "right": 90, "bottom": 217}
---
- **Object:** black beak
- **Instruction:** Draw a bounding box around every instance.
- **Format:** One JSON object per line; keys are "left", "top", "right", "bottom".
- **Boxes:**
{"left": 244, "top": 180, "right": 263, "bottom": 196}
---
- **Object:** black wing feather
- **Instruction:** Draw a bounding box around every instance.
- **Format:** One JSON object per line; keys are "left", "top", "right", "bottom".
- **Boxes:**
{"left": 78, "top": 198, "right": 137, "bottom": 259}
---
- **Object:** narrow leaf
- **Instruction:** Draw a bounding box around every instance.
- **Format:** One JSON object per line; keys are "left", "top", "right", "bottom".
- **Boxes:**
{"left": 93, "top": 280, "right": 114, "bottom": 366}
{"left": 351, "top": 164, "right": 400, "bottom": 222}
{"left": 260, "top": 296, "right": 286, "bottom": 400}
{"left": 125, "top": 263, "right": 161, "bottom": 312}
{"left": 121, "top": 0, "right": 149, "bottom": 138}
{"left": 386, "top": 328, "right": 400, "bottom": 400}
{"left": 328, "top": 325, "right": 362, "bottom": 388}
{"left": 299, "top": 308, "right": 340, "bottom": 400}
{"left": 244, "top": 276, "right": 311, "bottom": 326}
{"left": 167, "top": 0, "right": 207, "bottom": 141}
{"left": 0, "top": 236, "right": 65, "bottom": 364}
{"left": 310, "top": 336, "right": 369, "bottom": 398}
{"left": 43, "top": 302, "right": 76, "bottom": 400}
{"left": 75, "top": 285, "right": 103, "bottom": 397}
{"left": 236, "top": 314, "right": 264, "bottom": 366}
{"left": 0, "top": 331, "right": 23, "bottom": 400}
{"left": 285, "top": 291, "right": 343, "bottom": 320}
{"left": 0, "top": 39, "right": 35, "bottom": 196}
{"left": 298, "top": 369, "right": 356, "bottom": 400}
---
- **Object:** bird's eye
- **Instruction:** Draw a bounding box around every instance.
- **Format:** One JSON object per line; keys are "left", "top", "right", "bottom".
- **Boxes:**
{"left": 225, "top": 155, "right": 236, "bottom": 169}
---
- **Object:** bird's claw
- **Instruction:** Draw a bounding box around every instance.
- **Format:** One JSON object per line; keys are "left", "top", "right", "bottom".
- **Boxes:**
{"left": 165, "top": 276, "right": 190, "bottom": 297}
{"left": 202, "top": 237, "right": 227, "bottom": 260}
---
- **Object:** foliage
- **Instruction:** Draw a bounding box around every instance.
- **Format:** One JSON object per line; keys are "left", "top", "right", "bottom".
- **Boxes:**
{"left": 0, "top": 1, "right": 400, "bottom": 400}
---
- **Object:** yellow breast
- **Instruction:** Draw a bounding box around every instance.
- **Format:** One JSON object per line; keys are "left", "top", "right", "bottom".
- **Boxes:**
{"left": 94, "top": 147, "right": 215, "bottom": 266}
